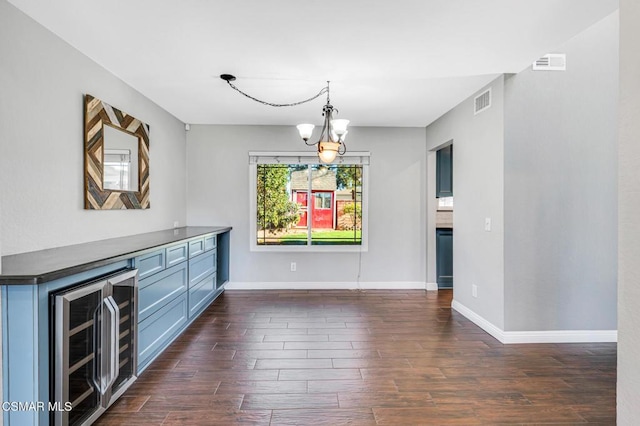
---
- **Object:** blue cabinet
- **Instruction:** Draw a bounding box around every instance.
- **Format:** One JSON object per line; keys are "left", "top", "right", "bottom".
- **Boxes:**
{"left": 133, "top": 232, "right": 224, "bottom": 372}
{"left": 0, "top": 227, "right": 231, "bottom": 426}
{"left": 1, "top": 261, "right": 130, "bottom": 426}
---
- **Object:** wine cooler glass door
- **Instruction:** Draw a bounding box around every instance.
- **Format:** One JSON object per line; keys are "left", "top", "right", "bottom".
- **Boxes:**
{"left": 103, "top": 268, "right": 138, "bottom": 405}
{"left": 54, "top": 281, "right": 104, "bottom": 426}
{"left": 53, "top": 268, "right": 138, "bottom": 426}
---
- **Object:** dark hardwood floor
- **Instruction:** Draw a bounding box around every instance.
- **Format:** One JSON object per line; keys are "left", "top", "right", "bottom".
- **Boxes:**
{"left": 97, "top": 290, "right": 616, "bottom": 425}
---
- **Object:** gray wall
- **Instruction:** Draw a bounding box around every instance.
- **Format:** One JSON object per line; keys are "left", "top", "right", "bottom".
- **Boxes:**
{"left": 425, "top": 76, "right": 506, "bottom": 329}
{"left": 618, "top": 0, "right": 640, "bottom": 422}
{"left": 186, "top": 125, "right": 427, "bottom": 286}
{"left": 503, "top": 13, "right": 618, "bottom": 331}
{"left": 0, "top": 0, "right": 187, "bottom": 255}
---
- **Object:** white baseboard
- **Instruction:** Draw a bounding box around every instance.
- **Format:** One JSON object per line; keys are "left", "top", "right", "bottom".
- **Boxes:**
{"left": 451, "top": 299, "right": 617, "bottom": 344}
{"left": 225, "top": 281, "right": 427, "bottom": 290}
{"left": 451, "top": 299, "right": 505, "bottom": 342}
{"left": 426, "top": 282, "right": 439, "bottom": 291}
{"left": 501, "top": 329, "right": 618, "bottom": 344}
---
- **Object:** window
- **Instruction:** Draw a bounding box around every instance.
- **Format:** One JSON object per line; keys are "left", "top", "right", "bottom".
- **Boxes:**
{"left": 314, "top": 192, "right": 332, "bottom": 210}
{"left": 250, "top": 152, "right": 369, "bottom": 251}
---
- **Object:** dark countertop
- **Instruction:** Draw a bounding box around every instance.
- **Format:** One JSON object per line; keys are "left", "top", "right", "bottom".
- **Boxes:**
{"left": 0, "top": 226, "right": 232, "bottom": 285}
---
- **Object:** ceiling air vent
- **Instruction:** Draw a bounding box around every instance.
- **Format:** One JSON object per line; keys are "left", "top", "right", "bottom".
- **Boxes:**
{"left": 532, "top": 53, "right": 566, "bottom": 71}
{"left": 474, "top": 88, "right": 491, "bottom": 115}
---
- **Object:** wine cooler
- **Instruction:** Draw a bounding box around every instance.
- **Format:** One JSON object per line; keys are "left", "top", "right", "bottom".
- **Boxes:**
{"left": 51, "top": 268, "right": 138, "bottom": 426}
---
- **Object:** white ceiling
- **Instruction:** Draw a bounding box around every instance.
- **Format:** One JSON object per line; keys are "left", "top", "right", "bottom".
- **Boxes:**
{"left": 8, "top": 0, "right": 618, "bottom": 127}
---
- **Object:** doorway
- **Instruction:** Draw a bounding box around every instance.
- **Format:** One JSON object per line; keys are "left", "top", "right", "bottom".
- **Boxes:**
{"left": 435, "top": 144, "right": 453, "bottom": 289}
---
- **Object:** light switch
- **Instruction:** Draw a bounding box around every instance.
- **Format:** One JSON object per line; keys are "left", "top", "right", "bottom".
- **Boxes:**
{"left": 484, "top": 217, "right": 491, "bottom": 231}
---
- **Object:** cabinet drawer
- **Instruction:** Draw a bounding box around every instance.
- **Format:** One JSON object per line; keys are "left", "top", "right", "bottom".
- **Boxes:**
{"left": 138, "top": 292, "right": 188, "bottom": 368}
{"left": 189, "top": 238, "right": 205, "bottom": 258}
{"left": 204, "top": 234, "right": 216, "bottom": 252}
{"left": 166, "top": 242, "right": 188, "bottom": 267}
{"left": 189, "top": 273, "right": 216, "bottom": 317}
{"left": 135, "top": 249, "right": 165, "bottom": 280}
{"left": 188, "top": 251, "right": 216, "bottom": 288}
{"left": 138, "top": 262, "right": 188, "bottom": 322}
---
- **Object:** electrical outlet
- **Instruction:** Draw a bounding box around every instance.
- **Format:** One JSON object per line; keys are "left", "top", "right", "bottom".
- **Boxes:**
{"left": 290, "top": 262, "right": 297, "bottom": 272}
{"left": 472, "top": 284, "right": 478, "bottom": 298}
{"left": 484, "top": 217, "right": 491, "bottom": 232}
{"left": 173, "top": 221, "right": 180, "bottom": 229}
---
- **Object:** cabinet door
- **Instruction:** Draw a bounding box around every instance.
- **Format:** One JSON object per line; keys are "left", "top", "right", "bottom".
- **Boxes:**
{"left": 188, "top": 251, "right": 216, "bottom": 288}
{"left": 138, "top": 293, "right": 188, "bottom": 370}
{"left": 436, "top": 145, "right": 453, "bottom": 198}
{"left": 189, "top": 273, "right": 216, "bottom": 317}
{"left": 436, "top": 228, "right": 453, "bottom": 288}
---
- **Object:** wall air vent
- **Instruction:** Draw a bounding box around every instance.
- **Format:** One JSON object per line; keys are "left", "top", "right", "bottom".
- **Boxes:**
{"left": 474, "top": 88, "right": 491, "bottom": 115}
{"left": 532, "top": 53, "right": 566, "bottom": 71}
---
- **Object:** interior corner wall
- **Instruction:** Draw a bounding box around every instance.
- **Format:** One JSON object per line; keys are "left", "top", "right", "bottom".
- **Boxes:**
{"left": 425, "top": 152, "right": 438, "bottom": 286}
{"left": 425, "top": 76, "right": 506, "bottom": 329}
{"left": 186, "top": 125, "right": 427, "bottom": 286}
{"left": 503, "top": 12, "right": 619, "bottom": 331}
{"left": 618, "top": 0, "right": 640, "bottom": 422}
{"left": 0, "top": 0, "right": 187, "bottom": 255}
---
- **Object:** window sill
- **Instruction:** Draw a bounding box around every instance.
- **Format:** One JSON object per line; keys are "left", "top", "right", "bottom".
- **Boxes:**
{"left": 250, "top": 244, "right": 368, "bottom": 253}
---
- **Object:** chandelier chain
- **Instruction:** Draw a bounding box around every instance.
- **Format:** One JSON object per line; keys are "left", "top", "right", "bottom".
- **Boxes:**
{"left": 224, "top": 80, "right": 329, "bottom": 108}
{"left": 220, "top": 74, "right": 347, "bottom": 163}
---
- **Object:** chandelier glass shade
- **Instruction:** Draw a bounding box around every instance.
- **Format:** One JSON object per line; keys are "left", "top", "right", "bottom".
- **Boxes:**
{"left": 221, "top": 74, "right": 349, "bottom": 163}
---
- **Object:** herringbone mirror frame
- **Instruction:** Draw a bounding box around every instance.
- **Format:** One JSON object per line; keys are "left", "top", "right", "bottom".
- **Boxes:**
{"left": 84, "top": 94, "right": 150, "bottom": 209}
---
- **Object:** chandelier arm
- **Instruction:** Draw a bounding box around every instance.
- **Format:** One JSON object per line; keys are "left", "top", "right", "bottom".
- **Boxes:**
{"left": 304, "top": 138, "right": 317, "bottom": 146}
{"left": 338, "top": 141, "right": 347, "bottom": 155}
{"left": 317, "top": 128, "right": 326, "bottom": 145}
{"left": 225, "top": 80, "right": 329, "bottom": 108}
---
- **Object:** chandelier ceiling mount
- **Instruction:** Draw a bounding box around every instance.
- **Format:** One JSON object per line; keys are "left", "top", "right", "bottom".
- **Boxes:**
{"left": 220, "top": 74, "right": 349, "bottom": 163}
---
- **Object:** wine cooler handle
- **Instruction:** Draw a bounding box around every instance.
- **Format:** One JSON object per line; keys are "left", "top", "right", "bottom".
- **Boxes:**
{"left": 105, "top": 296, "right": 120, "bottom": 388}
{"left": 91, "top": 304, "right": 103, "bottom": 393}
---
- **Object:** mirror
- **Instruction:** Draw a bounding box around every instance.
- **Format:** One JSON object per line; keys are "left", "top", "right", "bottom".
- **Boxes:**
{"left": 84, "top": 94, "right": 150, "bottom": 210}
{"left": 103, "top": 125, "right": 139, "bottom": 191}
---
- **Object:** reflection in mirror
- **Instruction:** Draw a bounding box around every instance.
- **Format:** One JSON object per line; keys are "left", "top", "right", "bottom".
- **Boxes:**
{"left": 103, "top": 125, "right": 139, "bottom": 191}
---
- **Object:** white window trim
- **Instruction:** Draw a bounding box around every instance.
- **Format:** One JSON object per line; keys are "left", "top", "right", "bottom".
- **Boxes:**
{"left": 249, "top": 151, "right": 369, "bottom": 253}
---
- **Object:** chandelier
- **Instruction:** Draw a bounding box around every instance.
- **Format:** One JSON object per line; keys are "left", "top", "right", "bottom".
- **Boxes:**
{"left": 220, "top": 74, "right": 349, "bottom": 163}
